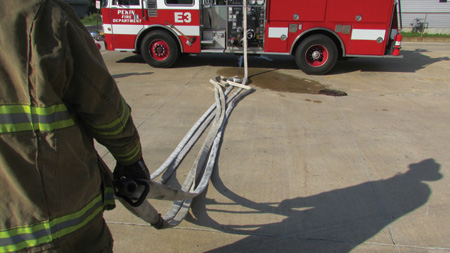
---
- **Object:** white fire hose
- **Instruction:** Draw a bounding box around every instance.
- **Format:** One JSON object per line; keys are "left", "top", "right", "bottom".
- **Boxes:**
{"left": 118, "top": 2, "right": 252, "bottom": 228}
{"left": 120, "top": 78, "right": 253, "bottom": 228}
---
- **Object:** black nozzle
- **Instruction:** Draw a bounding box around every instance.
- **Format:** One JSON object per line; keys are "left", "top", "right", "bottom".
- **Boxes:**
{"left": 116, "top": 177, "right": 139, "bottom": 196}
{"left": 114, "top": 177, "right": 150, "bottom": 207}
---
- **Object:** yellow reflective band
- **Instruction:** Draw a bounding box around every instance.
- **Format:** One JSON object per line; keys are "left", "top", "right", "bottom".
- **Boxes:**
{"left": 85, "top": 98, "right": 130, "bottom": 136}
{"left": 0, "top": 194, "right": 105, "bottom": 252}
{"left": 0, "top": 104, "right": 75, "bottom": 134}
{"left": 104, "top": 187, "right": 116, "bottom": 209}
{"left": 113, "top": 142, "right": 141, "bottom": 163}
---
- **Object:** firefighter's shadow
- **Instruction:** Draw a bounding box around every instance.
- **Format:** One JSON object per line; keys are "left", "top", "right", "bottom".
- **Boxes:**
{"left": 186, "top": 158, "right": 443, "bottom": 252}
{"left": 331, "top": 49, "right": 450, "bottom": 74}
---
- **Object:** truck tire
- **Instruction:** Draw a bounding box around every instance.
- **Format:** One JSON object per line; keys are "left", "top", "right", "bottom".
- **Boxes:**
{"left": 141, "top": 30, "right": 179, "bottom": 68}
{"left": 295, "top": 34, "right": 338, "bottom": 75}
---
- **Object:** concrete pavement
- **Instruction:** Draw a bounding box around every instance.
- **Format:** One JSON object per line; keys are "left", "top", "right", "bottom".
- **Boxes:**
{"left": 98, "top": 42, "right": 450, "bottom": 252}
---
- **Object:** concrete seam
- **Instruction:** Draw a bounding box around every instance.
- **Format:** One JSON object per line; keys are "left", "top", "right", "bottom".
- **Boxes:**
{"left": 337, "top": 98, "right": 400, "bottom": 253}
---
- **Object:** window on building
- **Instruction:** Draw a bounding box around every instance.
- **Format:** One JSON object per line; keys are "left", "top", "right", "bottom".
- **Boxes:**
{"left": 439, "top": 0, "right": 447, "bottom": 3}
{"left": 166, "top": 0, "right": 194, "bottom": 4}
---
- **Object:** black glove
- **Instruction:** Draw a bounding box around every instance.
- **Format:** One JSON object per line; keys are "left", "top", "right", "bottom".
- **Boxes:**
{"left": 113, "top": 158, "right": 151, "bottom": 207}
{"left": 114, "top": 158, "right": 150, "bottom": 182}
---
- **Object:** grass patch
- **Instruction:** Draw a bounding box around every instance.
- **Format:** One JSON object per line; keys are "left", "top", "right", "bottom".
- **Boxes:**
{"left": 401, "top": 31, "right": 450, "bottom": 38}
{"left": 81, "top": 13, "right": 102, "bottom": 26}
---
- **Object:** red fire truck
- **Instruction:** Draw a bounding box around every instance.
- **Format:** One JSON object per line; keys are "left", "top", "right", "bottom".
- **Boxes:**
{"left": 101, "top": 0, "right": 402, "bottom": 75}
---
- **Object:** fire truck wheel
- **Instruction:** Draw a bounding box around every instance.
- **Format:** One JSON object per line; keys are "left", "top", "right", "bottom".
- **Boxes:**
{"left": 295, "top": 34, "right": 338, "bottom": 75}
{"left": 141, "top": 31, "right": 179, "bottom": 68}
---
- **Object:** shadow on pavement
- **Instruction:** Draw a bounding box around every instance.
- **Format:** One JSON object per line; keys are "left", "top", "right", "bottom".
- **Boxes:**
{"left": 116, "top": 53, "right": 298, "bottom": 69}
{"left": 115, "top": 49, "right": 449, "bottom": 75}
{"left": 112, "top": 72, "right": 153, "bottom": 79}
{"left": 330, "top": 49, "right": 450, "bottom": 74}
{"left": 186, "top": 159, "right": 443, "bottom": 252}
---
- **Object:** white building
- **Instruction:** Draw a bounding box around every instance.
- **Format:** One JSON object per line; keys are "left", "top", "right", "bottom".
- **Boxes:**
{"left": 400, "top": 0, "right": 450, "bottom": 34}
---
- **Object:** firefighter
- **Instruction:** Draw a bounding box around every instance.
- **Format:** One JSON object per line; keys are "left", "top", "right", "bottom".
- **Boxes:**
{"left": 0, "top": 0, "right": 150, "bottom": 252}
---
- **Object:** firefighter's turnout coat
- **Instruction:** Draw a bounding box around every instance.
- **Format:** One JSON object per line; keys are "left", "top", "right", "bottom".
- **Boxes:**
{"left": 0, "top": 0, "right": 142, "bottom": 251}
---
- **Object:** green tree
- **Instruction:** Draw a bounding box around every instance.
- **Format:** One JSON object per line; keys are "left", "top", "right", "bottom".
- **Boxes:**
{"left": 87, "top": 0, "right": 101, "bottom": 15}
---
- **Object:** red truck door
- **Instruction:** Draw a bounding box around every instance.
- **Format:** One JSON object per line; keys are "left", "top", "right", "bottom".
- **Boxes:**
{"left": 327, "top": 0, "right": 394, "bottom": 55}
{"left": 266, "top": 0, "right": 327, "bottom": 52}
{"left": 268, "top": 0, "right": 327, "bottom": 22}
{"left": 104, "top": 0, "right": 145, "bottom": 50}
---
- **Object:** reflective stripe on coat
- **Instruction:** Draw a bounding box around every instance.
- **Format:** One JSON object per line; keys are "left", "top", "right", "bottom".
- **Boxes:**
{"left": 0, "top": 0, "right": 142, "bottom": 251}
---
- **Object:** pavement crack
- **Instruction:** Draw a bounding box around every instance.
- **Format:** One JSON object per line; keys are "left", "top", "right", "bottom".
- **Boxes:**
{"left": 337, "top": 99, "right": 400, "bottom": 253}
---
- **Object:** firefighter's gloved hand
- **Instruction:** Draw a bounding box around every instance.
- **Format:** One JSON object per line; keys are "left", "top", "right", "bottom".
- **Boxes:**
{"left": 114, "top": 158, "right": 150, "bottom": 182}
{"left": 113, "top": 158, "right": 151, "bottom": 207}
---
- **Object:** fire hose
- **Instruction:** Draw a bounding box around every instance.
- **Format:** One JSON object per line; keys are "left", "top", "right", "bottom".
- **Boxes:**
{"left": 116, "top": 77, "right": 253, "bottom": 228}
{"left": 116, "top": 2, "right": 252, "bottom": 227}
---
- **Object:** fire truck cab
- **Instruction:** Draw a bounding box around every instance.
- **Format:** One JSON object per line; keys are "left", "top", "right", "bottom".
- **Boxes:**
{"left": 101, "top": 0, "right": 402, "bottom": 75}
